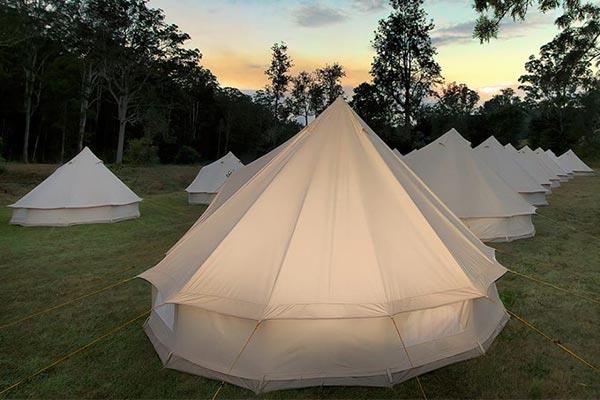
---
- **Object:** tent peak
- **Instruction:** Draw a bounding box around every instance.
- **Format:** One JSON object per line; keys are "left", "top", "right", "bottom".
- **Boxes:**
{"left": 477, "top": 136, "right": 502, "bottom": 149}
{"left": 437, "top": 128, "right": 471, "bottom": 147}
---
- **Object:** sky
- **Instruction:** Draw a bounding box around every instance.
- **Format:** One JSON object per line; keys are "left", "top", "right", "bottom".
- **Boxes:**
{"left": 149, "top": 0, "right": 561, "bottom": 100}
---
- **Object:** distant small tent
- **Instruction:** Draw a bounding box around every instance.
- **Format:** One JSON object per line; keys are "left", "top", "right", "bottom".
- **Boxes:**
{"left": 475, "top": 137, "right": 548, "bottom": 206}
{"left": 518, "top": 146, "right": 561, "bottom": 188}
{"left": 558, "top": 150, "right": 594, "bottom": 176}
{"left": 533, "top": 148, "right": 570, "bottom": 182}
{"left": 504, "top": 144, "right": 552, "bottom": 192}
{"left": 404, "top": 129, "right": 536, "bottom": 242}
{"left": 546, "top": 150, "right": 574, "bottom": 177}
{"left": 9, "top": 147, "right": 142, "bottom": 226}
{"left": 185, "top": 152, "right": 244, "bottom": 204}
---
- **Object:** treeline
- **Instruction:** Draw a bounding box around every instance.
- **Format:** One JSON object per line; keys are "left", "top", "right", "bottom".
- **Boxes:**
{"left": 0, "top": 0, "right": 598, "bottom": 165}
{"left": 349, "top": 0, "right": 600, "bottom": 158}
{"left": 0, "top": 0, "right": 303, "bottom": 164}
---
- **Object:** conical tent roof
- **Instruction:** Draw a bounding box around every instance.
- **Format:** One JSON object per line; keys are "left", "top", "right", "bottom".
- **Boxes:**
{"left": 144, "top": 101, "right": 504, "bottom": 318}
{"left": 139, "top": 99, "right": 508, "bottom": 392}
{"left": 534, "top": 147, "right": 569, "bottom": 178}
{"left": 505, "top": 144, "right": 552, "bottom": 187}
{"left": 475, "top": 136, "right": 546, "bottom": 194}
{"left": 9, "top": 147, "right": 141, "bottom": 209}
{"left": 519, "top": 146, "right": 560, "bottom": 183}
{"left": 186, "top": 151, "right": 243, "bottom": 194}
{"left": 404, "top": 129, "right": 535, "bottom": 220}
{"left": 546, "top": 149, "right": 574, "bottom": 175}
{"left": 558, "top": 150, "right": 594, "bottom": 174}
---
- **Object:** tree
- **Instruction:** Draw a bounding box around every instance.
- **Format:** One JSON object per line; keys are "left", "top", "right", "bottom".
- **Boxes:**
{"left": 286, "top": 71, "right": 313, "bottom": 126}
{"left": 473, "top": 0, "right": 600, "bottom": 44}
{"left": 479, "top": 88, "right": 526, "bottom": 145}
{"left": 264, "top": 41, "right": 292, "bottom": 122}
{"left": 97, "top": 0, "right": 200, "bottom": 164}
{"left": 350, "top": 82, "right": 393, "bottom": 134}
{"left": 519, "top": 32, "right": 595, "bottom": 143}
{"left": 308, "top": 79, "right": 326, "bottom": 117}
{"left": 436, "top": 82, "right": 480, "bottom": 116}
{"left": 371, "top": 0, "right": 442, "bottom": 127}
{"left": 2, "top": 0, "right": 66, "bottom": 162}
{"left": 64, "top": 0, "right": 104, "bottom": 152}
{"left": 315, "top": 63, "right": 346, "bottom": 106}
{"left": 573, "top": 78, "right": 600, "bottom": 157}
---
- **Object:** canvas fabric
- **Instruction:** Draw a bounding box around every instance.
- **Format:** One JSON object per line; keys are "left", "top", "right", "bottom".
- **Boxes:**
{"left": 185, "top": 152, "right": 244, "bottom": 204}
{"left": 403, "top": 129, "right": 535, "bottom": 241}
{"left": 140, "top": 98, "right": 508, "bottom": 392}
{"left": 9, "top": 147, "right": 141, "bottom": 226}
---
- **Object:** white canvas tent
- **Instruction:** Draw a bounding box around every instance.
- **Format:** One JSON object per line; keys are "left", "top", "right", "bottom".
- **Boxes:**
{"left": 185, "top": 152, "right": 243, "bottom": 204}
{"left": 546, "top": 150, "right": 574, "bottom": 177}
{"left": 9, "top": 147, "right": 141, "bottom": 226}
{"left": 534, "top": 148, "right": 570, "bottom": 182}
{"left": 140, "top": 98, "right": 509, "bottom": 393}
{"left": 519, "top": 146, "right": 561, "bottom": 188}
{"left": 475, "top": 137, "right": 548, "bottom": 206}
{"left": 504, "top": 144, "right": 553, "bottom": 192}
{"left": 558, "top": 150, "right": 594, "bottom": 176}
{"left": 404, "top": 129, "right": 536, "bottom": 242}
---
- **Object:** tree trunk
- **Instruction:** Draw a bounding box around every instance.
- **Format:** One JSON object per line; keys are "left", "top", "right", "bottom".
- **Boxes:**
{"left": 78, "top": 65, "right": 94, "bottom": 151}
{"left": 78, "top": 90, "right": 89, "bottom": 152}
{"left": 61, "top": 104, "right": 67, "bottom": 162}
{"left": 32, "top": 127, "right": 40, "bottom": 162}
{"left": 304, "top": 105, "right": 309, "bottom": 126}
{"left": 115, "top": 98, "right": 128, "bottom": 164}
{"left": 78, "top": 95, "right": 89, "bottom": 151}
{"left": 404, "top": 84, "right": 411, "bottom": 127}
{"left": 23, "top": 69, "right": 33, "bottom": 163}
{"left": 94, "top": 83, "right": 102, "bottom": 136}
{"left": 116, "top": 119, "right": 126, "bottom": 164}
{"left": 23, "top": 93, "right": 31, "bottom": 163}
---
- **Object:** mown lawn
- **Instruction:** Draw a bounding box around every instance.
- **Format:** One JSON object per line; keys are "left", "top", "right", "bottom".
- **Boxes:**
{"left": 0, "top": 162, "right": 598, "bottom": 399}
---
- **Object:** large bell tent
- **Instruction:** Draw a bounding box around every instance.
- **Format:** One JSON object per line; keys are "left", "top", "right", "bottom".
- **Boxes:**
{"left": 139, "top": 98, "right": 509, "bottom": 393}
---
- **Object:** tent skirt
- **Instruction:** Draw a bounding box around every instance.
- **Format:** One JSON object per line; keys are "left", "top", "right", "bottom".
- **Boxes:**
{"left": 9, "top": 203, "right": 140, "bottom": 226}
{"left": 144, "top": 285, "right": 508, "bottom": 394}
{"left": 461, "top": 214, "right": 535, "bottom": 242}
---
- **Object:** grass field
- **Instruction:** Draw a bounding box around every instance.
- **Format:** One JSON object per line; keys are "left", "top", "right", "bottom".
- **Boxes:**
{"left": 0, "top": 162, "right": 598, "bottom": 399}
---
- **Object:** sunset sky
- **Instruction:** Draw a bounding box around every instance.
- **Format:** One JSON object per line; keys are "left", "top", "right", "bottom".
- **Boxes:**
{"left": 149, "top": 0, "right": 560, "bottom": 100}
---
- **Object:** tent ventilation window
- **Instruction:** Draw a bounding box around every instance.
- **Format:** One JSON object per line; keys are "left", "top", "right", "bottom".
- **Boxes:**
{"left": 153, "top": 289, "right": 175, "bottom": 330}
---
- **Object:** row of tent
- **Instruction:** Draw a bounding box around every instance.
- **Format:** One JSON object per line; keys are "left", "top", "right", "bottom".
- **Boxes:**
{"left": 6, "top": 98, "right": 595, "bottom": 394}
{"left": 8, "top": 130, "right": 592, "bottom": 230}
{"left": 392, "top": 130, "right": 593, "bottom": 242}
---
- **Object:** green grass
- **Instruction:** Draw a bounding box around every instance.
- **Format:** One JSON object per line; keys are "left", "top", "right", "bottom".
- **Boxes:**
{"left": 0, "top": 162, "right": 599, "bottom": 399}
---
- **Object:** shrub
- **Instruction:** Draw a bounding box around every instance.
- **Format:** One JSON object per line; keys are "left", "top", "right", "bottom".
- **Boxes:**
{"left": 125, "top": 137, "right": 159, "bottom": 165}
{"left": 174, "top": 145, "right": 200, "bottom": 164}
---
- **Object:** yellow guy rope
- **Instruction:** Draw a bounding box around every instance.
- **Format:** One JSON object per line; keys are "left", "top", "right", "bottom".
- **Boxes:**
{"left": 211, "top": 321, "right": 262, "bottom": 400}
{"left": 506, "top": 309, "right": 598, "bottom": 372}
{"left": 391, "top": 318, "right": 428, "bottom": 400}
{"left": 0, "top": 275, "right": 137, "bottom": 330}
{"left": 506, "top": 268, "right": 600, "bottom": 305}
{"left": 0, "top": 309, "right": 150, "bottom": 397}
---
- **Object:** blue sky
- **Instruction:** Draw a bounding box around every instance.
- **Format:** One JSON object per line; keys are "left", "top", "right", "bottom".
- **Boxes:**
{"left": 149, "top": 0, "right": 560, "bottom": 99}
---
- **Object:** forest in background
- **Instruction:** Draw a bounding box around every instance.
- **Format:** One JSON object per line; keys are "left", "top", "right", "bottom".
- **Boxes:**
{"left": 0, "top": 0, "right": 598, "bottom": 166}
